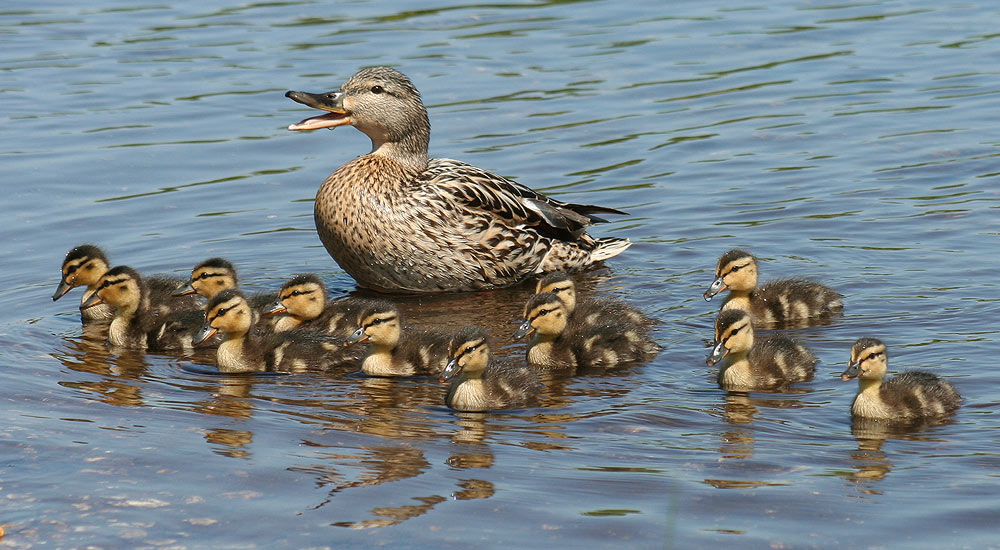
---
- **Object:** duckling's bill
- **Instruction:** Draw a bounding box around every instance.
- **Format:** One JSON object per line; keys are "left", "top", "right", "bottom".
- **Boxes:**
{"left": 262, "top": 299, "right": 287, "bottom": 317}
{"left": 706, "top": 341, "right": 728, "bottom": 366}
{"left": 194, "top": 324, "right": 218, "bottom": 346}
{"left": 52, "top": 280, "right": 72, "bottom": 301}
{"left": 513, "top": 320, "right": 534, "bottom": 339}
{"left": 440, "top": 358, "right": 462, "bottom": 382}
{"left": 346, "top": 326, "right": 369, "bottom": 346}
{"left": 81, "top": 292, "right": 104, "bottom": 310}
{"left": 703, "top": 277, "right": 727, "bottom": 301}
{"left": 841, "top": 363, "right": 861, "bottom": 381}
{"left": 285, "top": 90, "right": 350, "bottom": 131}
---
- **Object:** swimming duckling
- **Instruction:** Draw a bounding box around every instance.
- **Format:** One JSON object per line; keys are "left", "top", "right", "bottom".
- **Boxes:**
{"left": 346, "top": 301, "right": 451, "bottom": 376}
{"left": 54, "top": 245, "right": 197, "bottom": 322}
{"left": 82, "top": 265, "right": 208, "bottom": 350}
{"left": 196, "top": 289, "right": 361, "bottom": 373}
{"left": 841, "top": 337, "right": 960, "bottom": 422}
{"left": 285, "top": 66, "right": 630, "bottom": 293}
{"left": 173, "top": 257, "right": 278, "bottom": 320}
{"left": 536, "top": 272, "right": 656, "bottom": 328}
{"left": 440, "top": 326, "right": 542, "bottom": 412}
{"left": 515, "top": 292, "right": 660, "bottom": 371}
{"left": 264, "top": 274, "right": 374, "bottom": 337}
{"left": 703, "top": 249, "right": 843, "bottom": 328}
{"left": 706, "top": 309, "right": 817, "bottom": 390}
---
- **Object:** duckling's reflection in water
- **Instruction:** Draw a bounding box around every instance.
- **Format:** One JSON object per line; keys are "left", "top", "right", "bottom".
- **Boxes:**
{"left": 716, "top": 391, "right": 814, "bottom": 462}
{"left": 845, "top": 417, "right": 956, "bottom": 490}
{"left": 55, "top": 334, "right": 151, "bottom": 407}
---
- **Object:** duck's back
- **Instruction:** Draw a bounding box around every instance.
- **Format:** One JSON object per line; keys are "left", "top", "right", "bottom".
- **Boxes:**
{"left": 574, "top": 298, "right": 657, "bottom": 328}
{"left": 265, "top": 331, "right": 362, "bottom": 373}
{"left": 390, "top": 328, "right": 452, "bottom": 375}
{"left": 571, "top": 320, "right": 660, "bottom": 369}
{"left": 741, "top": 335, "right": 817, "bottom": 387}
{"left": 863, "top": 370, "right": 961, "bottom": 420}
{"left": 734, "top": 278, "right": 843, "bottom": 327}
{"left": 483, "top": 359, "right": 542, "bottom": 408}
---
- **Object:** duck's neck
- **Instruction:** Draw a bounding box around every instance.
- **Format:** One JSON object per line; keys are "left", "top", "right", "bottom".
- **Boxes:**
{"left": 722, "top": 292, "right": 751, "bottom": 312}
{"left": 447, "top": 375, "right": 488, "bottom": 412}
{"left": 851, "top": 377, "right": 891, "bottom": 418}
{"left": 217, "top": 331, "right": 258, "bottom": 373}
{"left": 718, "top": 351, "right": 752, "bottom": 387}
{"left": 362, "top": 342, "right": 397, "bottom": 376}
{"left": 108, "top": 300, "right": 143, "bottom": 347}
{"left": 274, "top": 315, "right": 301, "bottom": 332}
{"left": 528, "top": 334, "right": 564, "bottom": 369}
{"left": 370, "top": 140, "right": 429, "bottom": 172}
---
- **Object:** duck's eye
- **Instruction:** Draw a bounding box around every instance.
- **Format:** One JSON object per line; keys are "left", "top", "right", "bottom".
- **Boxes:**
{"left": 370, "top": 85, "right": 384, "bottom": 94}
{"left": 729, "top": 327, "right": 741, "bottom": 336}
{"left": 216, "top": 307, "right": 229, "bottom": 317}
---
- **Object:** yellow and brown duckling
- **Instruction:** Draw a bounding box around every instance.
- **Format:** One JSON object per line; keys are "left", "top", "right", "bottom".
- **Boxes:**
{"left": 703, "top": 249, "right": 843, "bottom": 328}
{"left": 264, "top": 274, "right": 375, "bottom": 337}
{"left": 195, "top": 289, "right": 361, "bottom": 373}
{"left": 81, "top": 265, "right": 210, "bottom": 351}
{"left": 285, "top": 66, "right": 630, "bottom": 293}
{"left": 346, "top": 300, "right": 451, "bottom": 376}
{"left": 515, "top": 292, "right": 660, "bottom": 372}
{"left": 54, "top": 245, "right": 197, "bottom": 322}
{"left": 173, "top": 257, "right": 278, "bottom": 322}
{"left": 706, "top": 309, "right": 817, "bottom": 390}
{"left": 841, "top": 337, "right": 960, "bottom": 422}
{"left": 440, "top": 327, "right": 542, "bottom": 412}
{"left": 536, "top": 272, "right": 657, "bottom": 328}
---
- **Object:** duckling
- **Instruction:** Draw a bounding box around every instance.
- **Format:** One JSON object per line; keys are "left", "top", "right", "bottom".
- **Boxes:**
{"left": 346, "top": 301, "right": 451, "bottom": 376}
{"left": 536, "top": 271, "right": 656, "bottom": 328}
{"left": 81, "top": 265, "right": 210, "bottom": 351}
{"left": 706, "top": 309, "right": 817, "bottom": 390}
{"left": 440, "top": 326, "right": 542, "bottom": 412}
{"left": 196, "top": 289, "right": 361, "bottom": 373}
{"left": 703, "top": 249, "right": 843, "bottom": 328}
{"left": 514, "top": 292, "right": 660, "bottom": 371}
{"left": 841, "top": 337, "right": 960, "bottom": 422}
{"left": 285, "top": 66, "right": 630, "bottom": 293}
{"left": 173, "top": 257, "right": 278, "bottom": 319}
{"left": 54, "top": 245, "right": 200, "bottom": 322}
{"left": 264, "top": 274, "right": 374, "bottom": 337}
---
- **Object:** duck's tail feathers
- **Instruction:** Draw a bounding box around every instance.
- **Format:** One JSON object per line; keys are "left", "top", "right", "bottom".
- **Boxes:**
{"left": 590, "top": 237, "right": 631, "bottom": 262}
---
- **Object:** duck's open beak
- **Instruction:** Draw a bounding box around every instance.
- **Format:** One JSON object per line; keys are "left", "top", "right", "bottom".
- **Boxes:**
{"left": 706, "top": 341, "right": 728, "bottom": 366}
{"left": 172, "top": 282, "right": 197, "bottom": 297}
{"left": 841, "top": 362, "right": 861, "bottom": 381}
{"left": 194, "top": 323, "right": 218, "bottom": 346}
{"left": 440, "top": 358, "right": 463, "bottom": 382}
{"left": 262, "top": 299, "right": 286, "bottom": 317}
{"left": 345, "top": 326, "right": 369, "bottom": 347}
{"left": 703, "top": 276, "right": 727, "bottom": 301}
{"left": 513, "top": 320, "right": 534, "bottom": 339}
{"left": 52, "top": 280, "right": 72, "bottom": 301}
{"left": 81, "top": 292, "right": 104, "bottom": 310}
{"left": 285, "top": 90, "right": 351, "bottom": 131}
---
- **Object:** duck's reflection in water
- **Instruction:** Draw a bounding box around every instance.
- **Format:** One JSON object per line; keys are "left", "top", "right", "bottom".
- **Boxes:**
{"left": 844, "top": 417, "right": 955, "bottom": 491}
{"left": 54, "top": 332, "right": 151, "bottom": 407}
{"left": 715, "top": 390, "right": 812, "bottom": 462}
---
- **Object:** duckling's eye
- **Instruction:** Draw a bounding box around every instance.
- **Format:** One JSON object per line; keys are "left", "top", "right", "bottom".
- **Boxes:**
{"left": 729, "top": 327, "right": 741, "bottom": 336}
{"left": 370, "top": 85, "right": 384, "bottom": 94}
{"left": 216, "top": 307, "right": 229, "bottom": 317}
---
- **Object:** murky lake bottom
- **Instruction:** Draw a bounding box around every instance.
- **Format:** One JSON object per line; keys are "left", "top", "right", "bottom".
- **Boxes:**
{"left": 2, "top": 1, "right": 999, "bottom": 548}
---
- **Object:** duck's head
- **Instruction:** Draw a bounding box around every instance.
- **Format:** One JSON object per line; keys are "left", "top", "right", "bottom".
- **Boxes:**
{"left": 536, "top": 272, "right": 577, "bottom": 313}
{"left": 174, "top": 257, "right": 238, "bottom": 299}
{"left": 842, "top": 337, "right": 888, "bottom": 382}
{"left": 265, "top": 274, "right": 326, "bottom": 320}
{"left": 196, "top": 289, "right": 253, "bottom": 344}
{"left": 707, "top": 309, "right": 755, "bottom": 366}
{"left": 441, "top": 326, "right": 491, "bottom": 382}
{"left": 514, "top": 292, "right": 569, "bottom": 339}
{"left": 54, "top": 244, "right": 110, "bottom": 301}
{"left": 704, "top": 249, "right": 758, "bottom": 301}
{"left": 285, "top": 66, "right": 430, "bottom": 164}
{"left": 348, "top": 300, "right": 402, "bottom": 347}
{"left": 83, "top": 265, "right": 143, "bottom": 311}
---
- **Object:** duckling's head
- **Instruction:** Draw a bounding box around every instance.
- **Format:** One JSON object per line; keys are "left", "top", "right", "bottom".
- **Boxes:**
{"left": 515, "top": 292, "right": 569, "bottom": 339}
{"left": 441, "top": 326, "right": 491, "bottom": 381}
{"left": 707, "top": 309, "right": 755, "bottom": 366}
{"left": 536, "top": 272, "right": 577, "bottom": 313}
{"left": 197, "top": 289, "right": 253, "bottom": 343}
{"left": 267, "top": 274, "right": 326, "bottom": 320}
{"left": 83, "top": 265, "right": 144, "bottom": 311}
{"left": 704, "top": 249, "right": 758, "bottom": 300}
{"left": 175, "top": 257, "right": 237, "bottom": 298}
{"left": 842, "top": 337, "right": 888, "bottom": 382}
{"left": 348, "top": 300, "right": 402, "bottom": 347}
{"left": 286, "top": 66, "right": 430, "bottom": 166}
{"left": 54, "top": 244, "right": 110, "bottom": 300}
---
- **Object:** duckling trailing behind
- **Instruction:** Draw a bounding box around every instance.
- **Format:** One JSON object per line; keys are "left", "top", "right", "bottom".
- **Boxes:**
{"left": 346, "top": 301, "right": 451, "bottom": 376}
{"left": 264, "top": 274, "right": 375, "bottom": 337}
{"left": 196, "top": 289, "right": 361, "bottom": 373}
{"left": 707, "top": 309, "right": 817, "bottom": 390}
{"left": 841, "top": 337, "right": 960, "bottom": 423}
{"left": 515, "top": 292, "right": 660, "bottom": 372}
{"left": 174, "top": 257, "right": 279, "bottom": 326}
{"left": 703, "top": 249, "right": 843, "bottom": 328}
{"left": 82, "top": 265, "right": 211, "bottom": 351}
{"left": 536, "top": 272, "right": 657, "bottom": 328}
{"left": 441, "top": 327, "right": 542, "bottom": 412}
{"left": 54, "top": 244, "right": 197, "bottom": 322}
{"left": 285, "top": 66, "right": 630, "bottom": 293}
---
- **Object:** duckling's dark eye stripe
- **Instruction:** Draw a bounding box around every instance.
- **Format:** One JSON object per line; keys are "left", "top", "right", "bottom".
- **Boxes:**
{"left": 196, "top": 271, "right": 222, "bottom": 281}
{"left": 99, "top": 277, "right": 127, "bottom": 290}
{"left": 458, "top": 341, "right": 484, "bottom": 358}
{"left": 366, "top": 314, "right": 396, "bottom": 328}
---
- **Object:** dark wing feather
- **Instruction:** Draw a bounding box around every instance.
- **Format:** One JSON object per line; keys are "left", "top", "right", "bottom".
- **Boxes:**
{"left": 420, "top": 158, "right": 627, "bottom": 241}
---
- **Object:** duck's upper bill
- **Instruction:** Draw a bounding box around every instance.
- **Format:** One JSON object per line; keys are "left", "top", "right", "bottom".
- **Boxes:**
{"left": 285, "top": 90, "right": 350, "bottom": 131}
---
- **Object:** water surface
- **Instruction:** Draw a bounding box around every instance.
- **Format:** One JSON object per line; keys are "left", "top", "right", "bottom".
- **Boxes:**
{"left": 3, "top": 1, "right": 999, "bottom": 548}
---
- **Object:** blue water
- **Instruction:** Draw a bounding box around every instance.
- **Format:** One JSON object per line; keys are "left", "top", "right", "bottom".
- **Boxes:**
{"left": 2, "top": 1, "right": 999, "bottom": 548}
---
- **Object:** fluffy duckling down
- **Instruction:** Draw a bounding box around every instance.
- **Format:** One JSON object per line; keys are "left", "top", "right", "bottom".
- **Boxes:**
{"left": 535, "top": 272, "right": 657, "bottom": 329}
{"left": 707, "top": 309, "right": 817, "bottom": 390}
{"left": 441, "top": 326, "right": 542, "bottom": 412}
{"left": 346, "top": 301, "right": 451, "bottom": 376}
{"left": 264, "top": 274, "right": 374, "bottom": 337}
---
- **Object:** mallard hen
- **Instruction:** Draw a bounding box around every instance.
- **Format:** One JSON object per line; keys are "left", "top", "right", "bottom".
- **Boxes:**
{"left": 285, "top": 66, "right": 630, "bottom": 293}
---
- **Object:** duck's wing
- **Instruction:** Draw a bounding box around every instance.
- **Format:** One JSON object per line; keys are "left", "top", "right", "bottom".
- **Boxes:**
{"left": 421, "top": 158, "right": 627, "bottom": 241}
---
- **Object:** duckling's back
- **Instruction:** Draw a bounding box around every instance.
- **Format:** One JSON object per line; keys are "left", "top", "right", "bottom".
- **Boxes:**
{"left": 731, "top": 278, "right": 843, "bottom": 328}
{"left": 864, "top": 370, "right": 960, "bottom": 421}
{"left": 483, "top": 359, "right": 542, "bottom": 408}
{"left": 266, "top": 331, "right": 363, "bottom": 373}
{"left": 738, "top": 335, "right": 817, "bottom": 388}
{"left": 570, "top": 319, "right": 660, "bottom": 370}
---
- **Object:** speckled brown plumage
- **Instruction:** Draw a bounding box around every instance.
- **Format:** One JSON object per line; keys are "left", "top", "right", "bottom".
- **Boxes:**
{"left": 287, "top": 66, "right": 630, "bottom": 293}
{"left": 707, "top": 309, "right": 817, "bottom": 390}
